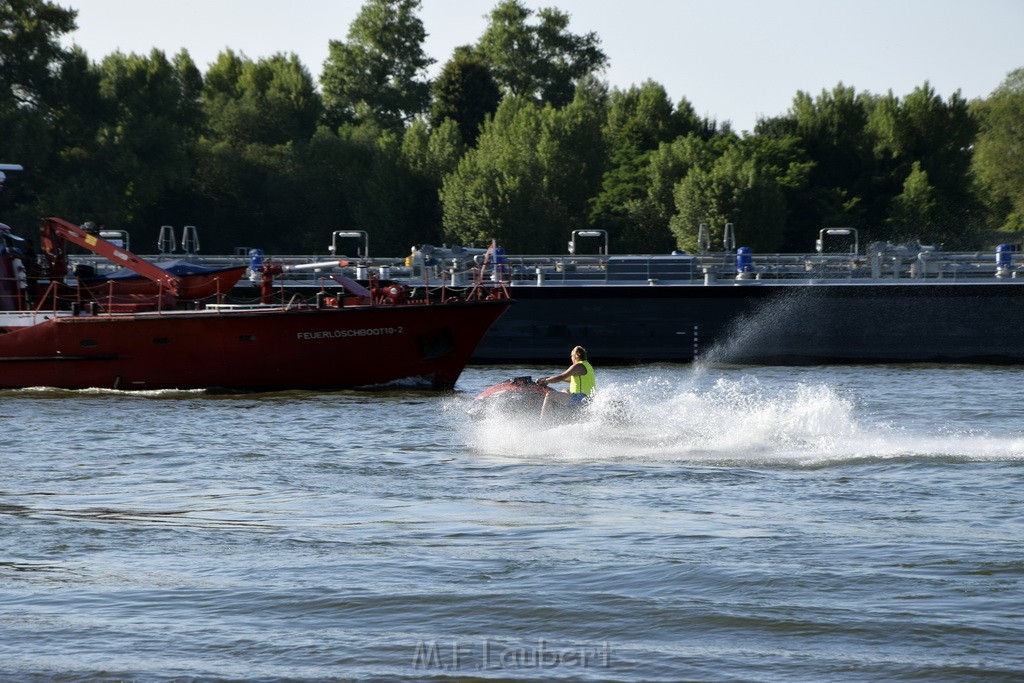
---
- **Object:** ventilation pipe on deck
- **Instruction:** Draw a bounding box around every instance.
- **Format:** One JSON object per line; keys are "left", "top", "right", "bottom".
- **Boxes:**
{"left": 569, "top": 230, "right": 609, "bottom": 256}
{"left": 913, "top": 251, "right": 928, "bottom": 279}
{"left": 157, "top": 225, "right": 175, "bottom": 255}
{"left": 182, "top": 225, "right": 200, "bottom": 255}
{"left": 331, "top": 230, "right": 369, "bottom": 260}
{"left": 723, "top": 222, "right": 736, "bottom": 252}
{"left": 697, "top": 223, "right": 710, "bottom": 254}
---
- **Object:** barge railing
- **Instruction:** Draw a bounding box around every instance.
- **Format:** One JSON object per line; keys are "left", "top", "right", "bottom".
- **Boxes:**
{"left": 62, "top": 246, "right": 1024, "bottom": 288}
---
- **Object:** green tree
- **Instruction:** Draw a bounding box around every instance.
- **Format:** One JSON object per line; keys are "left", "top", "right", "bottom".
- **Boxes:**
{"left": 669, "top": 137, "right": 797, "bottom": 253}
{"left": 972, "top": 68, "right": 1024, "bottom": 235}
{"left": 644, "top": 135, "right": 723, "bottom": 219}
{"left": 340, "top": 123, "right": 427, "bottom": 255}
{"left": 321, "top": 0, "right": 433, "bottom": 131}
{"left": 440, "top": 96, "right": 603, "bottom": 252}
{"left": 476, "top": 0, "right": 607, "bottom": 107}
{"left": 193, "top": 137, "right": 309, "bottom": 252}
{"left": 29, "top": 47, "right": 106, "bottom": 220}
{"left": 547, "top": 88, "right": 606, "bottom": 238}
{"left": 0, "top": 0, "right": 77, "bottom": 113}
{"left": 397, "top": 117, "right": 467, "bottom": 246}
{"left": 617, "top": 133, "right": 734, "bottom": 253}
{"left": 295, "top": 127, "right": 361, "bottom": 246}
{"left": 194, "top": 50, "right": 324, "bottom": 252}
{"left": 402, "top": 117, "right": 466, "bottom": 183}
{"left": 869, "top": 83, "right": 978, "bottom": 245}
{"left": 429, "top": 46, "right": 501, "bottom": 145}
{"left": 204, "top": 50, "right": 321, "bottom": 145}
{"left": 889, "top": 161, "right": 940, "bottom": 238}
{"left": 758, "top": 84, "right": 876, "bottom": 243}
{"left": 590, "top": 81, "right": 703, "bottom": 251}
{"left": 58, "top": 49, "right": 205, "bottom": 232}
{"left": 0, "top": 0, "right": 78, "bottom": 220}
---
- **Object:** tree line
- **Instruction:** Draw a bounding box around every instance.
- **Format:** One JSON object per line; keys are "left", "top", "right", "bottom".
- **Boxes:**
{"left": 2, "top": 0, "right": 1022, "bottom": 257}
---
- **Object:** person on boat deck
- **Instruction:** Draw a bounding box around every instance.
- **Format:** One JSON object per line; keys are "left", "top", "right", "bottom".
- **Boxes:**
{"left": 537, "top": 345, "right": 595, "bottom": 417}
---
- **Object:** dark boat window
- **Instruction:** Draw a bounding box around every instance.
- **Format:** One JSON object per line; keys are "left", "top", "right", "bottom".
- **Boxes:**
{"left": 239, "top": 334, "right": 257, "bottom": 342}
{"left": 80, "top": 339, "right": 97, "bottom": 348}
{"left": 153, "top": 337, "right": 170, "bottom": 345}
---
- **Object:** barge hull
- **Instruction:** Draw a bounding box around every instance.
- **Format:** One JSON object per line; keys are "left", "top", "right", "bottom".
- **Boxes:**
{"left": 471, "top": 283, "right": 1024, "bottom": 365}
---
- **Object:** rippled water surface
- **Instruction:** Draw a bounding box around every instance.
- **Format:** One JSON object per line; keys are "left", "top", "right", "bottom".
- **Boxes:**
{"left": 2, "top": 364, "right": 1022, "bottom": 681}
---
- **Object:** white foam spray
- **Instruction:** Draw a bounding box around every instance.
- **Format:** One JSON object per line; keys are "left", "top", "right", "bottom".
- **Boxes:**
{"left": 458, "top": 371, "right": 1024, "bottom": 466}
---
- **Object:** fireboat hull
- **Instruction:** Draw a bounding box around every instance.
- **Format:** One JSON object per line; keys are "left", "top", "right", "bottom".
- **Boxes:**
{"left": 0, "top": 299, "right": 511, "bottom": 391}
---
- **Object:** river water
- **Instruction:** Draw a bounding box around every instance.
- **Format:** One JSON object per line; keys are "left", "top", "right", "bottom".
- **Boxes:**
{"left": 1, "top": 363, "right": 1022, "bottom": 682}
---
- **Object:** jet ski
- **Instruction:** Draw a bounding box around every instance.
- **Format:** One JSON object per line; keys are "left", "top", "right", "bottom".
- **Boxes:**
{"left": 468, "top": 376, "right": 589, "bottom": 421}
{"left": 468, "top": 376, "right": 552, "bottom": 419}
{"left": 468, "top": 376, "right": 636, "bottom": 428}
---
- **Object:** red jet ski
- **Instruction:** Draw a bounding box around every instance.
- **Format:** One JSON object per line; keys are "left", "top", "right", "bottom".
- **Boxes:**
{"left": 468, "top": 376, "right": 552, "bottom": 419}
{"left": 468, "top": 375, "right": 594, "bottom": 421}
{"left": 468, "top": 376, "right": 618, "bottom": 423}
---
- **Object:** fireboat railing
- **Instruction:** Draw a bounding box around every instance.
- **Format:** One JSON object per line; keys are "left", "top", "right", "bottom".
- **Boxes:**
{"left": 22, "top": 270, "right": 243, "bottom": 317}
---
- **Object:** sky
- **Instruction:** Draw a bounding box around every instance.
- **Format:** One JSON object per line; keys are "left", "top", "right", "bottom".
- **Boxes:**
{"left": 59, "top": 0, "right": 1022, "bottom": 133}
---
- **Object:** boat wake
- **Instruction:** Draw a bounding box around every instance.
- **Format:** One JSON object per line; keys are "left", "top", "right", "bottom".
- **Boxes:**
{"left": 459, "top": 373, "right": 1024, "bottom": 466}
{"left": 0, "top": 386, "right": 210, "bottom": 399}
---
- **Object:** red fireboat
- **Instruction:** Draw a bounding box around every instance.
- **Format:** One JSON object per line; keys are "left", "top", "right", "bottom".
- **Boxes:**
{"left": 0, "top": 217, "right": 511, "bottom": 391}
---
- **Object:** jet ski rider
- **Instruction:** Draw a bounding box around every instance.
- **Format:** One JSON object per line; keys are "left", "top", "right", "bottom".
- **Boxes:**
{"left": 537, "top": 345, "right": 595, "bottom": 417}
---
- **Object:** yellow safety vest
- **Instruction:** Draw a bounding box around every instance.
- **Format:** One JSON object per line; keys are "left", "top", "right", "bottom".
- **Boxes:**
{"left": 569, "top": 360, "right": 595, "bottom": 396}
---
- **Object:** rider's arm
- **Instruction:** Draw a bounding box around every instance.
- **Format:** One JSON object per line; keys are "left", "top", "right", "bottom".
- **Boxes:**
{"left": 538, "top": 362, "right": 585, "bottom": 385}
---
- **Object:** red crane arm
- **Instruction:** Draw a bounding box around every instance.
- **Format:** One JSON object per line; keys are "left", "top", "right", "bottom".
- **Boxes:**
{"left": 40, "top": 217, "right": 182, "bottom": 296}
